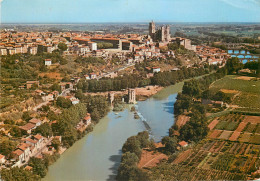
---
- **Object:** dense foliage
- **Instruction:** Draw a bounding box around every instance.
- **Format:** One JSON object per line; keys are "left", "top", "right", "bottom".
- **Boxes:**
{"left": 0, "top": 167, "right": 40, "bottom": 181}
{"left": 117, "top": 131, "right": 152, "bottom": 181}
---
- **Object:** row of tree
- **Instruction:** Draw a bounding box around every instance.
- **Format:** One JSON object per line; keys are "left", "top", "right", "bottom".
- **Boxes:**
{"left": 116, "top": 131, "right": 153, "bottom": 181}
{"left": 75, "top": 65, "right": 217, "bottom": 93}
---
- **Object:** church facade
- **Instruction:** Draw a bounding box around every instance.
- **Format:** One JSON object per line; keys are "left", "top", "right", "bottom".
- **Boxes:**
{"left": 149, "top": 21, "right": 171, "bottom": 43}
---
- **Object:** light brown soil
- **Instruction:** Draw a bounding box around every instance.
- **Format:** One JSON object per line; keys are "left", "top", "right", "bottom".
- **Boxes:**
{"left": 39, "top": 72, "right": 62, "bottom": 80}
{"left": 239, "top": 133, "right": 252, "bottom": 142}
{"left": 243, "top": 116, "right": 260, "bottom": 124}
{"left": 235, "top": 122, "right": 248, "bottom": 132}
{"left": 235, "top": 76, "right": 254, "bottom": 80}
{"left": 229, "top": 131, "right": 241, "bottom": 141}
{"left": 138, "top": 150, "right": 168, "bottom": 168}
{"left": 135, "top": 86, "right": 163, "bottom": 97}
{"left": 84, "top": 86, "right": 163, "bottom": 98}
{"left": 220, "top": 89, "right": 239, "bottom": 94}
{"left": 172, "top": 149, "right": 192, "bottom": 164}
{"left": 209, "top": 130, "right": 223, "bottom": 139}
{"left": 218, "top": 130, "right": 233, "bottom": 140}
{"left": 176, "top": 115, "right": 190, "bottom": 128}
{"left": 208, "top": 119, "right": 219, "bottom": 130}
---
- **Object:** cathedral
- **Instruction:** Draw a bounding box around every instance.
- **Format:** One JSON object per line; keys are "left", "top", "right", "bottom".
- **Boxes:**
{"left": 149, "top": 21, "right": 171, "bottom": 43}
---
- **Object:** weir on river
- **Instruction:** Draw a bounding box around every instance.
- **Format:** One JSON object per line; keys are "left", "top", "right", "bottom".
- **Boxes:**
{"left": 44, "top": 82, "right": 184, "bottom": 181}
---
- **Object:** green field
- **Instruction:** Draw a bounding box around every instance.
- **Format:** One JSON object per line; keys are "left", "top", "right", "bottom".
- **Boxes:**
{"left": 210, "top": 75, "right": 260, "bottom": 112}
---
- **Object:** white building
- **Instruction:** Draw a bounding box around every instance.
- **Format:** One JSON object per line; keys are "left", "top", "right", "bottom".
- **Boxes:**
{"left": 152, "top": 67, "right": 161, "bottom": 73}
{"left": 0, "top": 154, "right": 6, "bottom": 165}
{"left": 45, "top": 59, "right": 52, "bottom": 66}
{"left": 88, "top": 42, "right": 97, "bottom": 51}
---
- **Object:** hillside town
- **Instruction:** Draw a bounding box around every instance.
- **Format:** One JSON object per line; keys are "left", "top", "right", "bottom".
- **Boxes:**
{"left": 0, "top": 21, "right": 254, "bottom": 180}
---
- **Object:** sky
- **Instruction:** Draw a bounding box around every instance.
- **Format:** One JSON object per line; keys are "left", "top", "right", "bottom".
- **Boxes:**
{"left": 0, "top": 0, "right": 260, "bottom": 23}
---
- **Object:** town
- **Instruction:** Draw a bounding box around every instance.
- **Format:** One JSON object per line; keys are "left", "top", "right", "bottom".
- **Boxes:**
{"left": 0, "top": 20, "right": 260, "bottom": 180}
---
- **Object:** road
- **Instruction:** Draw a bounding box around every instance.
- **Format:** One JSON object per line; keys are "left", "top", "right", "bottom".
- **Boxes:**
{"left": 97, "top": 63, "right": 135, "bottom": 80}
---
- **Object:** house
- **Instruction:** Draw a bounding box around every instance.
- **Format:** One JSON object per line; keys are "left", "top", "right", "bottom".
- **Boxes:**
{"left": 19, "top": 123, "right": 36, "bottom": 134}
{"left": 24, "top": 165, "right": 33, "bottom": 171}
{"left": 84, "top": 74, "right": 90, "bottom": 80}
{"left": 69, "top": 96, "right": 80, "bottom": 105}
{"left": 24, "top": 134, "right": 44, "bottom": 153}
{"left": 44, "top": 59, "right": 52, "bottom": 66}
{"left": 88, "top": 42, "right": 97, "bottom": 51}
{"left": 26, "top": 81, "right": 39, "bottom": 89}
{"left": 152, "top": 67, "right": 160, "bottom": 73}
{"left": 76, "top": 113, "right": 92, "bottom": 131}
{"left": 213, "top": 101, "right": 224, "bottom": 107}
{"left": 59, "top": 82, "right": 73, "bottom": 91}
{"left": 178, "top": 141, "right": 188, "bottom": 148}
{"left": 29, "top": 118, "right": 42, "bottom": 127}
{"left": 89, "top": 73, "right": 97, "bottom": 79}
{"left": 17, "top": 143, "right": 31, "bottom": 162}
{"left": 11, "top": 143, "right": 31, "bottom": 165}
{"left": 83, "top": 113, "right": 91, "bottom": 126}
{"left": 42, "top": 93, "right": 54, "bottom": 102}
{"left": 35, "top": 89, "right": 45, "bottom": 96}
{"left": 0, "top": 154, "right": 6, "bottom": 165}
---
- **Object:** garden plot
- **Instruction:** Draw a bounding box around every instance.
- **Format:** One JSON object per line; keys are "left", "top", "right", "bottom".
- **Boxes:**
{"left": 229, "top": 131, "right": 241, "bottom": 141}
{"left": 218, "top": 130, "right": 233, "bottom": 140}
{"left": 235, "top": 122, "right": 248, "bottom": 132}
{"left": 249, "top": 134, "right": 260, "bottom": 144}
{"left": 208, "top": 119, "right": 219, "bottom": 130}
{"left": 239, "top": 133, "right": 252, "bottom": 143}
{"left": 209, "top": 130, "right": 223, "bottom": 139}
{"left": 244, "top": 123, "right": 257, "bottom": 133}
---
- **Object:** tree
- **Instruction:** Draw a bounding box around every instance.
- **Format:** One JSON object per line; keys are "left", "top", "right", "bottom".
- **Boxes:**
{"left": 9, "top": 126, "right": 22, "bottom": 137}
{"left": 58, "top": 42, "right": 68, "bottom": 52}
{"left": 75, "top": 89, "right": 84, "bottom": 100}
{"left": 28, "top": 157, "right": 48, "bottom": 178}
{"left": 122, "top": 136, "right": 142, "bottom": 158}
{"left": 50, "top": 83, "right": 61, "bottom": 93}
{"left": 116, "top": 152, "right": 150, "bottom": 181}
{"left": 33, "top": 123, "right": 53, "bottom": 137}
{"left": 162, "top": 136, "right": 178, "bottom": 154}
{"left": 0, "top": 167, "right": 40, "bottom": 181}
{"left": 56, "top": 97, "right": 72, "bottom": 108}
{"left": 51, "top": 138, "right": 61, "bottom": 151}
{"left": 90, "top": 108, "right": 101, "bottom": 123}
{"left": 0, "top": 140, "right": 17, "bottom": 157}
{"left": 226, "top": 57, "right": 243, "bottom": 74}
{"left": 22, "top": 111, "right": 32, "bottom": 122}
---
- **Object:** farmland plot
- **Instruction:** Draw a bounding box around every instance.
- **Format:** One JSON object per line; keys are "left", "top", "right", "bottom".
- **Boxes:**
{"left": 229, "top": 131, "right": 241, "bottom": 141}
{"left": 239, "top": 133, "right": 252, "bottom": 143}
{"left": 218, "top": 130, "right": 233, "bottom": 140}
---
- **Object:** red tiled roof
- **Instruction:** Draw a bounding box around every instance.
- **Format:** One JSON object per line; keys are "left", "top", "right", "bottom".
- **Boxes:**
{"left": 29, "top": 118, "right": 41, "bottom": 124}
{"left": 34, "top": 134, "right": 43, "bottom": 140}
{"left": 13, "top": 149, "right": 24, "bottom": 156}
{"left": 179, "top": 141, "right": 188, "bottom": 147}
{"left": 19, "top": 123, "right": 36, "bottom": 131}
{"left": 0, "top": 154, "right": 5, "bottom": 159}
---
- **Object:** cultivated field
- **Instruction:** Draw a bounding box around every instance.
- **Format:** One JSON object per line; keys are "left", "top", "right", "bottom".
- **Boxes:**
{"left": 210, "top": 75, "right": 260, "bottom": 112}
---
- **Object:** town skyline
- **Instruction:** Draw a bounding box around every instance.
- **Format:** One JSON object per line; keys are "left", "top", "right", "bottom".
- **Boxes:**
{"left": 1, "top": 0, "right": 260, "bottom": 23}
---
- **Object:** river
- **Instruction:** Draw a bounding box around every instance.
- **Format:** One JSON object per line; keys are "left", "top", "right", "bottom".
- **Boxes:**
{"left": 44, "top": 82, "right": 184, "bottom": 181}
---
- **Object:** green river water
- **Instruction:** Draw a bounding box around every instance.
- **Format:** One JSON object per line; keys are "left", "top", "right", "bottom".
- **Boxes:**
{"left": 44, "top": 82, "right": 184, "bottom": 181}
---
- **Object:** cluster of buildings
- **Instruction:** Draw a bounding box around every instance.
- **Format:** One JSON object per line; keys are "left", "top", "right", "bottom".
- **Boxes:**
{"left": 0, "top": 22, "right": 197, "bottom": 64}
{"left": 0, "top": 112, "right": 91, "bottom": 169}
{"left": 196, "top": 45, "right": 230, "bottom": 65}
{"left": 0, "top": 22, "right": 232, "bottom": 69}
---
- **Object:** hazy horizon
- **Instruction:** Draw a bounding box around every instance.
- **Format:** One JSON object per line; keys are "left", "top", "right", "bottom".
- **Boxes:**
{"left": 1, "top": 0, "right": 260, "bottom": 24}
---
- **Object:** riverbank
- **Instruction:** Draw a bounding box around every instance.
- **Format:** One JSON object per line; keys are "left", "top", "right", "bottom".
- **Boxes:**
{"left": 84, "top": 85, "right": 163, "bottom": 101}
{"left": 44, "top": 80, "right": 185, "bottom": 180}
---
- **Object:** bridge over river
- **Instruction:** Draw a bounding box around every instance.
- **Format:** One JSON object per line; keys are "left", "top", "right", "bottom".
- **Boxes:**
{"left": 227, "top": 49, "right": 259, "bottom": 63}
